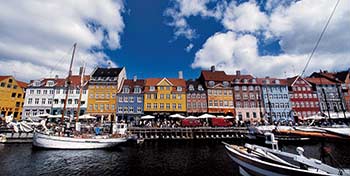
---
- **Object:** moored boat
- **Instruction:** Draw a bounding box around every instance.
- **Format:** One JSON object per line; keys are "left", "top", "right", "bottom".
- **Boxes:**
{"left": 223, "top": 133, "right": 350, "bottom": 176}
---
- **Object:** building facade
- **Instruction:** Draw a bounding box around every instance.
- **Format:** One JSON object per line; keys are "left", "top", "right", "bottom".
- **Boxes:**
{"left": 52, "top": 75, "right": 90, "bottom": 116}
{"left": 86, "top": 67, "right": 127, "bottom": 121}
{"left": 186, "top": 79, "right": 207, "bottom": 115}
{"left": 23, "top": 78, "right": 61, "bottom": 118}
{"left": 232, "top": 71, "right": 263, "bottom": 122}
{"left": 117, "top": 77, "right": 145, "bottom": 121}
{"left": 0, "top": 76, "right": 27, "bottom": 120}
{"left": 306, "top": 77, "right": 344, "bottom": 114}
{"left": 287, "top": 76, "right": 320, "bottom": 120}
{"left": 144, "top": 77, "right": 187, "bottom": 117}
{"left": 199, "top": 67, "right": 235, "bottom": 115}
{"left": 258, "top": 77, "right": 293, "bottom": 122}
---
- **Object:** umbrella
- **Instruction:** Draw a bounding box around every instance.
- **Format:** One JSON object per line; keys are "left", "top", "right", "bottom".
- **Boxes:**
{"left": 186, "top": 116, "right": 198, "bottom": 119}
{"left": 198, "top": 113, "right": 215, "bottom": 119}
{"left": 170, "top": 114, "right": 185, "bottom": 119}
{"left": 78, "top": 114, "right": 97, "bottom": 120}
{"left": 47, "top": 114, "right": 70, "bottom": 119}
{"left": 224, "top": 115, "right": 234, "bottom": 119}
{"left": 34, "top": 113, "right": 51, "bottom": 118}
{"left": 141, "top": 115, "right": 155, "bottom": 119}
{"left": 216, "top": 115, "right": 225, "bottom": 118}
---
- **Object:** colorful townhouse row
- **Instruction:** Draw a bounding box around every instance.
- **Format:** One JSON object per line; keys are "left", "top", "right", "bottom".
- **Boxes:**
{"left": 1, "top": 66, "right": 350, "bottom": 123}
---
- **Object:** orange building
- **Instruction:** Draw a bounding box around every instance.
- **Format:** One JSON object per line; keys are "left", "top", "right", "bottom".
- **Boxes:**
{"left": 0, "top": 76, "right": 27, "bottom": 120}
{"left": 199, "top": 66, "right": 235, "bottom": 115}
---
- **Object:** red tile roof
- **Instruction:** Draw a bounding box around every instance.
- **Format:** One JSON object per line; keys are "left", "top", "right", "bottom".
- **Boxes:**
{"left": 16, "top": 80, "right": 28, "bottom": 88}
{"left": 201, "top": 70, "right": 233, "bottom": 81}
{"left": 0, "top": 75, "right": 11, "bottom": 82}
{"left": 144, "top": 78, "right": 186, "bottom": 92}
{"left": 305, "top": 77, "right": 337, "bottom": 85}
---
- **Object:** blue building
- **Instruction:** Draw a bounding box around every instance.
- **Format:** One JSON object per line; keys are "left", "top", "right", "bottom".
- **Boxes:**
{"left": 258, "top": 77, "right": 293, "bottom": 122}
{"left": 117, "top": 77, "right": 144, "bottom": 121}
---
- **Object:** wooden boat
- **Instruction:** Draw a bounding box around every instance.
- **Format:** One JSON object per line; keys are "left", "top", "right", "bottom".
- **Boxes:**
{"left": 223, "top": 133, "right": 350, "bottom": 176}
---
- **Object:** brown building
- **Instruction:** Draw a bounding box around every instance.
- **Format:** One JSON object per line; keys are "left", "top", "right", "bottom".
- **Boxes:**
{"left": 198, "top": 66, "right": 235, "bottom": 115}
{"left": 232, "top": 71, "right": 263, "bottom": 122}
{"left": 186, "top": 79, "right": 207, "bottom": 115}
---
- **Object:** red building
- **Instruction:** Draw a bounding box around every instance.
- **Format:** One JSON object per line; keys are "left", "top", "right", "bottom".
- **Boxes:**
{"left": 186, "top": 79, "right": 207, "bottom": 115}
{"left": 287, "top": 76, "right": 320, "bottom": 120}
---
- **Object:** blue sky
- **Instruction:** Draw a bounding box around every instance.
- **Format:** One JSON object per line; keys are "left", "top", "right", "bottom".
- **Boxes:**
{"left": 0, "top": 0, "right": 349, "bottom": 81}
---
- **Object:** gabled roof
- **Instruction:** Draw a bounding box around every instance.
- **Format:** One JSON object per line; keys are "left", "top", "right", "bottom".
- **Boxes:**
{"left": 91, "top": 67, "right": 123, "bottom": 77}
{"left": 17, "top": 81, "right": 28, "bottom": 88}
{"left": 287, "top": 75, "right": 312, "bottom": 87}
{"left": 145, "top": 78, "right": 186, "bottom": 87}
{"left": 0, "top": 75, "right": 11, "bottom": 82}
{"left": 186, "top": 79, "right": 205, "bottom": 92}
{"left": 122, "top": 79, "right": 145, "bottom": 90}
{"left": 200, "top": 70, "right": 233, "bottom": 82}
{"left": 232, "top": 74, "right": 257, "bottom": 84}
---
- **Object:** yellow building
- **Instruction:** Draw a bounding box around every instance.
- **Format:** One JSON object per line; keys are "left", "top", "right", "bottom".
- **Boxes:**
{"left": 144, "top": 78, "right": 187, "bottom": 116}
{"left": 86, "top": 67, "right": 126, "bottom": 121}
{"left": 0, "top": 76, "right": 27, "bottom": 121}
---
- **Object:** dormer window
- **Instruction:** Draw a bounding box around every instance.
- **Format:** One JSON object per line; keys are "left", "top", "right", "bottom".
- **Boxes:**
{"left": 243, "top": 79, "right": 248, "bottom": 83}
{"left": 189, "top": 85, "right": 194, "bottom": 91}
{"left": 134, "top": 87, "right": 141, "bottom": 93}
{"left": 223, "top": 81, "right": 229, "bottom": 87}
{"left": 198, "top": 85, "right": 204, "bottom": 91}
{"left": 275, "top": 80, "right": 280, "bottom": 84}
{"left": 177, "top": 86, "right": 182, "bottom": 92}
{"left": 265, "top": 80, "right": 270, "bottom": 84}
{"left": 208, "top": 81, "right": 215, "bottom": 87}
{"left": 47, "top": 80, "right": 54, "bottom": 87}
{"left": 150, "top": 86, "right": 155, "bottom": 91}
{"left": 122, "top": 87, "right": 130, "bottom": 93}
{"left": 234, "top": 79, "right": 240, "bottom": 83}
{"left": 252, "top": 79, "right": 256, "bottom": 83}
{"left": 34, "top": 81, "right": 41, "bottom": 87}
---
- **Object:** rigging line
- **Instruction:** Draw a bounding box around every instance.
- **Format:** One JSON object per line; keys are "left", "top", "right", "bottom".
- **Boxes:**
{"left": 44, "top": 45, "right": 75, "bottom": 79}
{"left": 299, "top": 0, "right": 341, "bottom": 78}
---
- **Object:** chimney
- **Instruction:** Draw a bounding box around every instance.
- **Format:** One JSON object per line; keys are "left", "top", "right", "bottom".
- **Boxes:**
{"left": 79, "top": 67, "right": 83, "bottom": 76}
{"left": 55, "top": 75, "right": 59, "bottom": 79}
{"left": 265, "top": 76, "right": 270, "bottom": 79}
{"left": 178, "top": 71, "right": 183, "bottom": 79}
{"left": 211, "top": 65, "right": 215, "bottom": 72}
{"left": 133, "top": 75, "right": 137, "bottom": 82}
{"left": 236, "top": 70, "right": 241, "bottom": 76}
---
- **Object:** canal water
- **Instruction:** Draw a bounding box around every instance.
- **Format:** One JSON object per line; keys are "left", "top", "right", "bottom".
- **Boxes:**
{"left": 0, "top": 140, "right": 349, "bottom": 176}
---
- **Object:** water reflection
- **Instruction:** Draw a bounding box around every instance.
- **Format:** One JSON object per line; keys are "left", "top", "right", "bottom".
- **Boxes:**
{"left": 0, "top": 141, "right": 349, "bottom": 176}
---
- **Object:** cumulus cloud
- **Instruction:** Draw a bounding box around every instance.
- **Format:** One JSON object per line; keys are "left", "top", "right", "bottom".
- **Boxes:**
{"left": 0, "top": 0, "right": 125, "bottom": 81}
{"left": 164, "top": 0, "right": 225, "bottom": 40}
{"left": 185, "top": 43, "right": 194, "bottom": 52}
{"left": 190, "top": 0, "right": 350, "bottom": 77}
{"left": 222, "top": 1, "right": 269, "bottom": 33}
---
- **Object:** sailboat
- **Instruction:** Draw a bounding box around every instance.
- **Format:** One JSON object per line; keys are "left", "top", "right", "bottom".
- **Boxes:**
{"left": 32, "top": 43, "right": 128, "bottom": 149}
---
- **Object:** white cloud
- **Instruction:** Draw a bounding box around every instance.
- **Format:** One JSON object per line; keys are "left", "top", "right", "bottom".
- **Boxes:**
{"left": 191, "top": 0, "right": 350, "bottom": 77}
{"left": 185, "top": 43, "right": 194, "bottom": 52}
{"left": 164, "top": 0, "right": 225, "bottom": 40}
{"left": 222, "top": 1, "right": 269, "bottom": 32}
{"left": 0, "top": 0, "right": 125, "bottom": 81}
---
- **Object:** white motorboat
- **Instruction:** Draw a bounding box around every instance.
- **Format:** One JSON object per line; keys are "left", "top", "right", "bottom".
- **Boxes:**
{"left": 224, "top": 133, "right": 350, "bottom": 176}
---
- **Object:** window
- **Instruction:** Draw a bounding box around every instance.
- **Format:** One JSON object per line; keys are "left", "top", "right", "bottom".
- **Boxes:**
{"left": 208, "top": 81, "right": 215, "bottom": 87}
{"left": 249, "top": 86, "right": 254, "bottom": 91}
{"left": 95, "top": 104, "right": 98, "bottom": 110}
{"left": 36, "top": 90, "right": 41, "bottom": 94}
{"left": 106, "top": 104, "right": 110, "bottom": 110}
{"left": 17, "top": 93, "right": 21, "bottom": 98}
{"left": 106, "top": 93, "right": 110, "bottom": 99}
{"left": 100, "top": 104, "right": 104, "bottom": 110}
{"left": 159, "top": 86, "right": 164, "bottom": 90}
{"left": 0, "top": 82, "right": 5, "bottom": 87}
{"left": 146, "top": 94, "right": 151, "bottom": 99}
{"left": 68, "top": 99, "right": 72, "bottom": 104}
{"left": 28, "top": 98, "right": 32, "bottom": 104}
{"left": 189, "top": 85, "right": 194, "bottom": 91}
{"left": 166, "top": 94, "right": 170, "bottom": 99}
{"left": 214, "top": 100, "right": 218, "bottom": 106}
{"left": 74, "top": 99, "right": 78, "bottom": 104}
{"left": 35, "top": 98, "right": 39, "bottom": 104}
{"left": 69, "top": 89, "right": 74, "bottom": 94}
{"left": 134, "top": 87, "right": 141, "bottom": 93}
{"left": 42, "top": 98, "right": 46, "bottom": 104}
{"left": 89, "top": 104, "right": 93, "bottom": 110}
{"left": 177, "top": 94, "right": 182, "bottom": 99}
{"left": 123, "top": 87, "right": 130, "bottom": 93}
{"left": 123, "top": 96, "right": 128, "bottom": 102}
{"left": 129, "top": 96, "right": 134, "bottom": 102}
{"left": 137, "top": 96, "right": 142, "bottom": 103}
{"left": 178, "top": 104, "right": 182, "bottom": 109}
{"left": 193, "top": 102, "right": 196, "bottom": 108}
{"left": 242, "top": 86, "right": 247, "bottom": 91}
{"left": 111, "top": 104, "right": 115, "bottom": 110}
{"left": 209, "top": 100, "right": 213, "bottom": 106}
{"left": 160, "top": 94, "right": 164, "bottom": 99}
{"left": 56, "top": 89, "right": 60, "bottom": 94}
{"left": 11, "top": 93, "right": 16, "bottom": 97}
{"left": 223, "top": 81, "right": 229, "bottom": 87}
{"left": 76, "top": 89, "right": 79, "bottom": 94}
{"left": 160, "top": 103, "right": 164, "bottom": 109}
{"left": 129, "top": 107, "right": 134, "bottom": 113}
{"left": 198, "top": 85, "right": 204, "bottom": 91}
{"left": 177, "top": 86, "right": 182, "bottom": 91}
{"left": 137, "top": 107, "right": 142, "bottom": 113}
{"left": 153, "top": 103, "right": 158, "bottom": 109}
{"left": 166, "top": 103, "right": 170, "bottom": 109}
{"left": 172, "top": 103, "right": 176, "bottom": 109}
{"left": 243, "top": 93, "right": 248, "bottom": 100}
{"left": 95, "top": 93, "right": 99, "bottom": 99}
{"left": 150, "top": 86, "right": 155, "bottom": 91}
{"left": 119, "top": 97, "right": 123, "bottom": 102}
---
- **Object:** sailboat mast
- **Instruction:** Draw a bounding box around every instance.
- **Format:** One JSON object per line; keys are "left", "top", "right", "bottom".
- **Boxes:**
{"left": 75, "top": 65, "right": 85, "bottom": 122}
{"left": 62, "top": 43, "right": 77, "bottom": 123}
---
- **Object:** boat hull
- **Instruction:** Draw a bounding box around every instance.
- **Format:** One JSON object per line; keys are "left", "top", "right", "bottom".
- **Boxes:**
{"left": 33, "top": 132, "right": 127, "bottom": 149}
{"left": 224, "top": 145, "right": 332, "bottom": 176}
